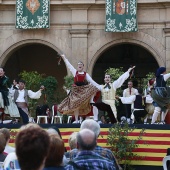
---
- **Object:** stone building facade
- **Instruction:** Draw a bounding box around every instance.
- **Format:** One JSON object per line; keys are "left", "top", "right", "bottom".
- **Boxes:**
{"left": 0, "top": 0, "right": 170, "bottom": 87}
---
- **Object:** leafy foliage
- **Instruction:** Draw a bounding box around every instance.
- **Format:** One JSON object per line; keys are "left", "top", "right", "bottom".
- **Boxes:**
{"left": 19, "top": 71, "right": 43, "bottom": 91}
{"left": 64, "top": 75, "right": 74, "bottom": 90}
{"left": 107, "top": 123, "right": 146, "bottom": 170}
{"left": 19, "top": 71, "right": 44, "bottom": 115}
{"left": 41, "top": 76, "right": 58, "bottom": 107}
{"left": 19, "top": 71, "right": 58, "bottom": 115}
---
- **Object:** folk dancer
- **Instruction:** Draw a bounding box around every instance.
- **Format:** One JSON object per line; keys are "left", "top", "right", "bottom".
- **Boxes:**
{"left": 10, "top": 79, "right": 44, "bottom": 124}
{"left": 92, "top": 66, "right": 135, "bottom": 124}
{"left": 58, "top": 54, "right": 99, "bottom": 123}
{"left": 151, "top": 67, "right": 170, "bottom": 124}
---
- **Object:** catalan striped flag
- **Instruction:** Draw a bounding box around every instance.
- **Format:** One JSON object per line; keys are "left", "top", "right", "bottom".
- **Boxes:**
{"left": 8, "top": 127, "right": 168, "bottom": 166}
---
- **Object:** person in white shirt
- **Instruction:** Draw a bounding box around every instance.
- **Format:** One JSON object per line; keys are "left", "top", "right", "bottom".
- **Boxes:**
{"left": 10, "top": 79, "right": 44, "bottom": 124}
{"left": 123, "top": 80, "right": 138, "bottom": 123}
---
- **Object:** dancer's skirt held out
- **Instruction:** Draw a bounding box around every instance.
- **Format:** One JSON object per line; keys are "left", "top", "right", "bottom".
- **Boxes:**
{"left": 58, "top": 84, "right": 98, "bottom": 115}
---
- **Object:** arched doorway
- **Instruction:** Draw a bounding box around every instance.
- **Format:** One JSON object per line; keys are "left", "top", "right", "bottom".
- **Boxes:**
{"left": 4, "top": 43, "right": 67, "bottom": 90}
{"left": 92, "top": 43, "right": 159, "bottom": 86}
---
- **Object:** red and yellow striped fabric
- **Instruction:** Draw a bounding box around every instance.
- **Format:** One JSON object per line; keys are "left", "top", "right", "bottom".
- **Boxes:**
{"left": 8, "top": 128, "right": 167, "bottom": 166}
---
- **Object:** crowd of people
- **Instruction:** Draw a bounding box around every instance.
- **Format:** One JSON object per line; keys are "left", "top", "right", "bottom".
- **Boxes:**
{"left": 0, "top": 54, "right": 170, "bottom": 125}
{"left": 0, "top": 120, "right": 121, "bottom": 170}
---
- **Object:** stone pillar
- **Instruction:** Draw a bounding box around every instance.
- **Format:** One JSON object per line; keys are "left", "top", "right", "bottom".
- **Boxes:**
{"left": 164, "top": 5, "right": 170, "bottom": 71}
{"left": 69, "top": 5, "right": 90, "bottom": 71}
{"left": 164, "top": 28, "right": 170, "bottom": 70}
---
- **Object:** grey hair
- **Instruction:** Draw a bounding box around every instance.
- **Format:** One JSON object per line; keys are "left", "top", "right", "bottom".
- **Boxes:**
{"left": 80, "top": 119, "right": 100, "bottom": 137}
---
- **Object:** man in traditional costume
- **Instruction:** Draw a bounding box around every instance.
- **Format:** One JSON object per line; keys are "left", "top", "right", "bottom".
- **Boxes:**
{"left": 117, "top": 88, "right": 147, "bottom": 124}
{"left": 10, "top": 79, "right": 44, "bottom": 124}
{"left": 0, "top": 67, "right": 11, "bottom": 122}
{"left": 123, "top": 80, "right": 138, "bottom": 123}
{"left": 58, "top": 54, "right": 99, "bottom": 123}
{"left": 92, "top": 66, "right": 135, "bottom": 124}
{"left": 151, "top": 67, "right": 170, "bottom": 124}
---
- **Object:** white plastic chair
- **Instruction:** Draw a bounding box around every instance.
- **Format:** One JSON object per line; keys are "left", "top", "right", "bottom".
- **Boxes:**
{"left": 163, "top": 156, "right": 170, "bottom": 170}
{"left": 51, "top": 105, "right": 62, "bottom": 124}
{"left": 67, "top": 116, "right": 72, "bottom": 123}
{"left": 37, "top": 115, "right": 48, "bottom": 124}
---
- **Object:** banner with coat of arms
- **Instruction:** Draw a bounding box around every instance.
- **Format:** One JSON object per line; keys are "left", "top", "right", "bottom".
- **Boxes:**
{"left": 105, "top": 0, "right": 137, "bottom": 32}
{"left": 16, "top": 0, "right": 50, "bottom": 29}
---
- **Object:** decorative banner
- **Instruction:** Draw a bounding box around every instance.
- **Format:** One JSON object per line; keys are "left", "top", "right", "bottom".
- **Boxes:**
{"left": 8, "top": 127, "right": 168, "bottom": 166}
{"left": 105, "top": 0, "right": 138, "bottom": 32}
{"left": 16, "top": 0, "right": 50, "bottom": 29}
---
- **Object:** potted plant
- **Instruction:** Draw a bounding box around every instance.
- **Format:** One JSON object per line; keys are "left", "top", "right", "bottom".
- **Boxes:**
{"left": 107, "top": 123, "right": 146, "bottom": 170}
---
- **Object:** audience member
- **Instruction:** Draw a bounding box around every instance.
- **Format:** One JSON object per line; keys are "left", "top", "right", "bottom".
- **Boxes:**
{"left": 43, "top": 134, "right": 66, "bottom": 170}
{"left": 68, "top": 132, "right": 78, "bottom": 150}
{"left": 98, "top": 115, "right": 107, "bottom": 124}
{"left": 15, "top": 126, "right": 50, "bottom": 170}
{"left": 0, "top": 132, "right": 7, "bottom": 162}
{"left": 65, "top": 129, "right": 116, "bottom": 170}
{"left": 67, "top": 119, "right": 121, "bottom": 170}
{"left": 3, "top": 123, "right": 41, "bottom": 170}
{"left": 47, "top": 126, "right": 68, "bottom": 166}
{"left": 0, "top": 128, "right": 15, "bottom": 154}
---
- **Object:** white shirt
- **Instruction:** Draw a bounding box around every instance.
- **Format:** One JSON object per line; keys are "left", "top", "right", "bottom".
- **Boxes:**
{"left": 9, "top": 89, "right": 42, "bottom": 102}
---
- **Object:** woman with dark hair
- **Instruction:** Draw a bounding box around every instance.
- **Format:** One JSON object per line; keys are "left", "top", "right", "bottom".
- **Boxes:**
{"left": 43, "top": 134, "right": 66, "bottom": 170}
{"left": 151, "top": 67, "right": 170, "bottom": 124}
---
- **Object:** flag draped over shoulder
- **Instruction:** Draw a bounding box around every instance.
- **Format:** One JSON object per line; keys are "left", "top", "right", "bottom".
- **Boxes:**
{"left": 16, "top": 0, "right": 50, "bottom": 29}
{"left": 105, "top": 0, "right": 137, "bottom": 32}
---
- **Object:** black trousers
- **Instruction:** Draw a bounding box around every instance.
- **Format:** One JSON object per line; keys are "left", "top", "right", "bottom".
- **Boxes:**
{"left": 133, "top": 110, "right": 148, "bottom": 123}
{"left": 92, "top": 102, "right": 117, "bottom": 124}
{"left": 124, "top": 104, "right": 132, "bottom": 119}
{"left": 18, "top": 108, "right": 29, "bottom": 124}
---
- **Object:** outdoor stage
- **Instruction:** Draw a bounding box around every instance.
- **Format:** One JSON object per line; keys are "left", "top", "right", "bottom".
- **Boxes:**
{"left": 0, "top": 123, "right": 169, "bottom": 170}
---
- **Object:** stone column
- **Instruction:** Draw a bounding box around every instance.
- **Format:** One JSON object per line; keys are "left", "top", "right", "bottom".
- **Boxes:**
{"left": 164, "top": 5, "right": 170, "bottom": 70}
{"left": 68, "top": 5, "right": 90, "bottom": 71}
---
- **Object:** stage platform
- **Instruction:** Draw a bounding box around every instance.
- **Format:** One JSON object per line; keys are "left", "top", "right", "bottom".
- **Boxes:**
{"left": 0, "top": 123, "right": 169, "bottom": 170}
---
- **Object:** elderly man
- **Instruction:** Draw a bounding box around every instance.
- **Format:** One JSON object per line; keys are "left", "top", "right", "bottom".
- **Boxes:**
{"left": 66, "top": 119, "right": 122, "bottom": 170}
{"left": 65, "top": 129, "right": 116, "bottom": 170}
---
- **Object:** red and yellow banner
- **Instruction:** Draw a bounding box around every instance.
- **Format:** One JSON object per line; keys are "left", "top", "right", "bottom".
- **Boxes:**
{"left": 8, "top": 128, "right": 167, "bottom": 166}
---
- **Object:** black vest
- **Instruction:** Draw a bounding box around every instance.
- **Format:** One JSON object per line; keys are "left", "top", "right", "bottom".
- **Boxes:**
{"left": 156, "top": 75, "right": 166, "bottom": 87}
{"left": 134, "top": 95, "right": 143, "bottom": 109}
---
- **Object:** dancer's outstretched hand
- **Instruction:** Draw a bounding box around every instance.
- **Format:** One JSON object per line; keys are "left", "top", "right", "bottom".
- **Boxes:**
{"left": 128, "top": 66, "right": 135, "bottom": 72}
{"left": 60, "top": 54, "right": 66, "bottom": 58}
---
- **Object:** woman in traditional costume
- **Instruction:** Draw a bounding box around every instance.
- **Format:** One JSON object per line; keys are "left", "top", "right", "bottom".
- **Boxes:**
{"left": 58, "top": 54, "right": 99, "bottom": 123}
{"left": 151, "top": 67, "right": 170, "bottom": 124}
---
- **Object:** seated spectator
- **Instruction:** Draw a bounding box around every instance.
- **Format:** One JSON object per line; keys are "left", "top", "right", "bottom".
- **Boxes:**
{"left": 65, "top": 132, "right": 78, "bottom": 159}
{"left": 65, "top": 129, "right": 116, "bottom": 170}
{"left": 68, "top": 119, "right": 121, "bottom": 170}
{"left": 0, "top": 128, "right": 15, "bottom": 154}
{"left": 3, "top": 123, "right": 41, "bottom": 170}
{"left": 43, "top": 134, "right": 66, "bottom": 170}
{"left": 15, "top": 125, "right": 50, "bottom": 170}
{"left": 98, "top": 115, "right": 107, "bottom": 124}
{"left": 68, "top": 132, "right": 78, "bottom": 150}
{"left": 47, "top": 126, "right": 68, "bottom": 166}
{"left": 0, "top": 132, "right": 7, "bottom": 162}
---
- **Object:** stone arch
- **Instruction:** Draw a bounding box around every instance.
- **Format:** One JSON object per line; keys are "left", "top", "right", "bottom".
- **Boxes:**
{"left": 88, "top": 31, "right": 165, "bottom": 75}
{"left": 0, "top": 31, "right": 71, "bottom": 74}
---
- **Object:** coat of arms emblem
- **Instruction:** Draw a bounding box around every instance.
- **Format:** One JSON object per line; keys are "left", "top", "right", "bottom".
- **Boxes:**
{"left": 116, "top": 0, "right": 126, "bottom": 15}
{"left": 26, "top": 0, "right": 40, "bottom": 15}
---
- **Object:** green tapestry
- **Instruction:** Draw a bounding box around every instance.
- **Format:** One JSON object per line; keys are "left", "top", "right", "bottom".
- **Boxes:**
{"left": 16, "top": 0, "right": 50, "bottom": 29}
{"left": 105, "top": 0, "right": 137, "bottom": 32}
